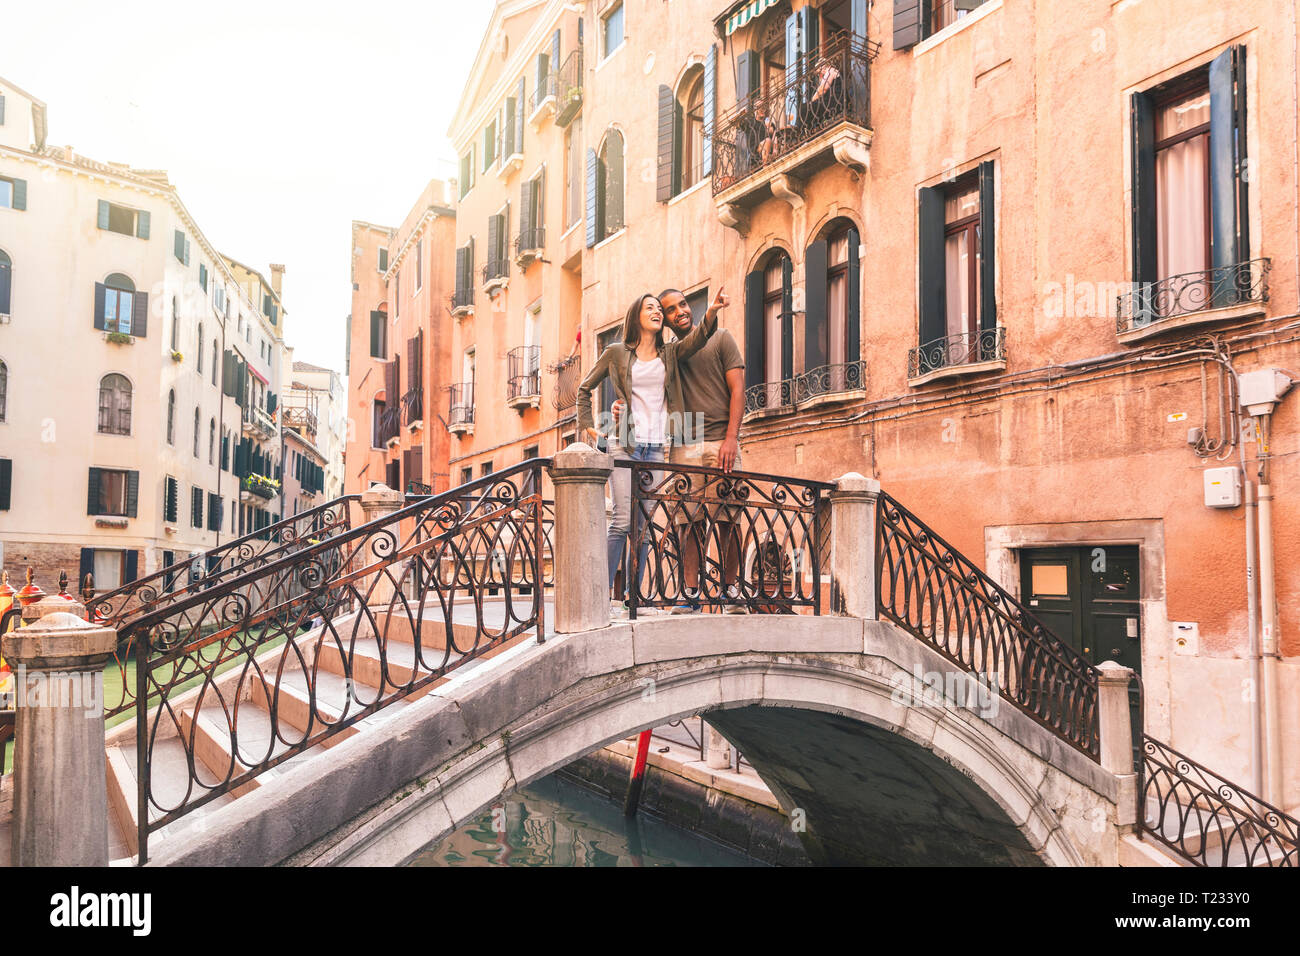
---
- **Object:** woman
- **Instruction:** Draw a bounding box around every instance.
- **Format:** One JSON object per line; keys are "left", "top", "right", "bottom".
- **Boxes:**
{"left": 576, "top": 288, "right": 729, "bottom": 607}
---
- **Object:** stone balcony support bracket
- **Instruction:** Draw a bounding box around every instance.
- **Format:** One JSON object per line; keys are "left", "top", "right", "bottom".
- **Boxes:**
{"left": 717, "top": 203, "right": 750, "bottom": 237}
{"left": 771, "top": 173, "right": 806, "bottom": 211}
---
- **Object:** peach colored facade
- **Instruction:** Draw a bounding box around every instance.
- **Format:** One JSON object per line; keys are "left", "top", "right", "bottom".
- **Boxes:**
{"left": 363, "top": 0, "right": 1300, "bottom": 809}
{"left": 345, "top": 179, "right": 457, "bottom": 496}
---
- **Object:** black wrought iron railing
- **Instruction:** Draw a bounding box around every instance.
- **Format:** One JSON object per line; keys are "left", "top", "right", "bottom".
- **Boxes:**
{"left": 451, "top": 286, "right": 474, "bottom": 311}
{"left": 448, "top": 382, "right": 475, "bottom": 427}
{"left": 712, "top": 33, "right": 877, "bottom": 196}
{"left": 1116, "top": 259, "right": 1270, "bottom": 334}
{"left": 508, "top": 346, "right": 542, "bottom": 403}
{"left": 908, "top": 327, "right": 1006, "bottom": 378}
{"left": 378, "top": 404, "right": 402, "bottom": 445}
{"left": 744, "top": 378, "right": 795, "bottom": 416}
{"left": 555, "top": 50, "right": 583, "bottom": 127}
{"left": 241, "top": 473, "right": 279, "bottom": 500}
{"left": 876, "top": 492, "right": 1101, "bottom": 758}
{"left": 482, "top": 259, "right": 509, "bottom": 284}
{"left": 402, "top": 385, "right": 424, "bottom": 426}
{"left": 1140, "top": 733, "right": 1298, "bottom": 867}
{"left": 122, "top": 460, "right": 550, "bottom": 863}
{"left": 743, "top": 360, "right": 865, "bottom": 416}
{"left": 516, "top": 227, "right": 545, "bottom": 256}
{"left": 621, "top": 461, "right": 832, "bottom": 617}
{"left": 406, "top": 480, "right": 432, "bottom": 496}
{"left": 531, "top": 68, "right": 558, "bottom": 113}
{"left": 549, "top": 354, "right": 581, "bottom": 413}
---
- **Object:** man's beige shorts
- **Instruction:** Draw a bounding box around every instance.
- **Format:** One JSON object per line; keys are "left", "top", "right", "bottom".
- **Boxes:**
{"left": 669, "top": 441, "right": 743, "bottom": 525}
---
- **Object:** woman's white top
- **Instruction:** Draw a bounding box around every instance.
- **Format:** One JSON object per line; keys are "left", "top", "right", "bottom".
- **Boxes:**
{"left": 629, "top": 355, "right": 668, "bottom": 445}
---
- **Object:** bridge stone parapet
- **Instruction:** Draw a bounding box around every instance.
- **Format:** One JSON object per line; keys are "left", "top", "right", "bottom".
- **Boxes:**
{"left": 147, "top": 614, "right": 1130, "bottom": 868}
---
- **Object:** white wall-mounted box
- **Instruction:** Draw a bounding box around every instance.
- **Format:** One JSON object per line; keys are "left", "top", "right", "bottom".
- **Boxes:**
{"left": 1204, "top": 467, "right": 1242, "bottom": 508}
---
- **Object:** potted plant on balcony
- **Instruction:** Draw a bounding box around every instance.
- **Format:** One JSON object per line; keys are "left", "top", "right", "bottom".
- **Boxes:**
{"left": 171, "top": 350, "right": 183, "bottom": 363}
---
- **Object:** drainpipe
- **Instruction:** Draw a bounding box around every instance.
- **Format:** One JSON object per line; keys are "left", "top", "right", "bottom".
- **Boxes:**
{"left": 1242, "top": 470, "right": 1262, "bottom": 797}
{"left": 1255, "top": 415, "right": 1283, "bottom": 806}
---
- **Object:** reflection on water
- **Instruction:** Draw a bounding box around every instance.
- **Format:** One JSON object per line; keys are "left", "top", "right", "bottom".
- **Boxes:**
{"left": 408, "top": 772, "right": 765, "bottom": 867}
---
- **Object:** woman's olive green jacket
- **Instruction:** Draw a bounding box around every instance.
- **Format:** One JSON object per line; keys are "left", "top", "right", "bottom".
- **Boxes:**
{"left": 575, "top": 309, "right": 719, "bottom": 446}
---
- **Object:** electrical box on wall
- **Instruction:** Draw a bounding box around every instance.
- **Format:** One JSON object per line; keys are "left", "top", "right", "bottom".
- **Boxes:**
{"left": 1203, "top": 467, "right": 1242, "bottom": 508}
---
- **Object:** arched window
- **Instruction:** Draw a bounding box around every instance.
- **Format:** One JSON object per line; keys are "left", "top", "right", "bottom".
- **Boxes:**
{"left": 743, "top": 249, "right": 793, "bottom": 411}
{"left": 372, "top": 391, "right": 387, "bottom": 450}
{"left": 679, "top": 68, "right": 705, "bottom": 192}
{"left": 166, "top": 389, "right": 175, "bottom": 444}
{"left": 209, "top": 418, "right": 216, "bottom": 464}
{"left": 211, "top": 339, "right": 218, "bottom": 386}
{"left": 102, "top": 273, "right": 136, "bottom": 335}
{"left": 597, "top": 129, "right": 625, "bottom": 240}
{"left": 0, "top": 249, "right": 12, "bottom": 315}
{"left": 193, "top": 406, "right": 201, "bottom": 458}
{"left": 98, "top": 374, "right": 132, "bottom": 435}
{"left": 197, "top": 322, "right": 204, "bottom": 373}
{"left": 0, "top": 358, "right": 8, "bottom": 423}
{"left": 804, "top": 218, "right": 861, "bottom": 395}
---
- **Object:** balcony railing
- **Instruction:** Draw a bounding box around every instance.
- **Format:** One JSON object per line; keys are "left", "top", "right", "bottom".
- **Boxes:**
{"left": 507, "top": 346, "right": 542, "bottom": 405}
{"left": 743, "top": 360, "right": 866, "bottom": 416}
{"left": 242, "top": 403, "right": 276, "bottom": 437}
{"left": 515, "top": 227, "right": 545, "bottom": 259}
{"left": 531, "top": 69, "right": 558, "bottom": 114}
{"left": 377, "top": 405, "right": 402, "bottom": 446}
{"left": 448, "top": 382, "right": 475, "bottom": 430}
{"left": 281, "top": 405, "right": 317, "bottom": 436}
{"left": 451, "top": 287, "right": 474, "bottom": 312}
{"left": 908, "top": 327, "right": 1006, "bottom": 379}
{"left": 402, "top": 385, "right": 424, "bottom": 426}
{"left": 549, "top": 353, "right": 581, "bottom": 412}
{"left": 712, "top": 33, "right": 877, "bottom": 197}
{"left": 241, "top": 473, "right": 279, "bottom": 501}
{"left": 482, "top": 259, "right": 509, "bottom": 285}
{"left": 1116, "top": 259, "right": 1270, "bottom": 335}
{"left": 555, "top": 50, "right": 583, "bottom": 127}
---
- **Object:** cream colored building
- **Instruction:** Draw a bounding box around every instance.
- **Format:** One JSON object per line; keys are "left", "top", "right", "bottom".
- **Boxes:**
{"left": 0, "top": 76, "right": 288, "bottom": 590}
{"left": 283, "top": 358, "right": 347, "bottom": 501}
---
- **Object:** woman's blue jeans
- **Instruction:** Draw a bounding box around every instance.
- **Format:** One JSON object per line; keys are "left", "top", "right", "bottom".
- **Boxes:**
{"left": 607, "top": 442, "right": 666, "bottom": 599}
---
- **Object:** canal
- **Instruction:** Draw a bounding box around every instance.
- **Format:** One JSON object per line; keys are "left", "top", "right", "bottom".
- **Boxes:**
{"left": 408, "top": 770, "right": 767, "bottom": 867}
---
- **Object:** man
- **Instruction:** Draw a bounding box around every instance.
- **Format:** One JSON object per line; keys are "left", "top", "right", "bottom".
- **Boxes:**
{"left": 620, "top": 288, "right": 746, "bottom": 613}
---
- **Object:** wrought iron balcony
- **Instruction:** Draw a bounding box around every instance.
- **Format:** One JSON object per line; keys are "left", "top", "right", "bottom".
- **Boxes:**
{"left": 531, "top": 69, "right": 559, "bottom": 118}
{"left": 555, "top": 50, "right": 583, "bottom": 127}
{"left": 451, "top": 286, "right": 474, "bottom": 315}
{"left": 448, "top": 382, "right": 475, "bottom": 433}
{"left": 908, "top": 327, "right": 1006, "bottom": 380}
{"left": 712, "top": 34, "right": 877, "bottom": 207}
{"left": 406, "top": 480, "right": 433, "bottom": 496}
{"left": 743, "top": 360, "right": 867, "bottom": 417}
{"left": 515, "top": 227, "right": 545, "bottom": 264}
{"left": 240, "top": 473, "right": 279, "bottom": 501}
{"left": 482, "top": 259, "right": 509, "bottom": 287}
{"left": 744, "top": 378, "right": 795, "bottom": 417}
{"left": 1116, "top": 259, "right": 1270, "bottom": 337}
{"left": 507, "top": 346, "right": 542, "bottom": 409}
{"left": 549, "top": 353, "right": 581, "bottom": 413}
{"left": 378, "top": 404, "right": 402, "bottom": 446}
{"left": 241, "top": 403, "right": 276, "bottom": 439}
{"left": 402, "top": 385, "right": 424, "bottom": 427}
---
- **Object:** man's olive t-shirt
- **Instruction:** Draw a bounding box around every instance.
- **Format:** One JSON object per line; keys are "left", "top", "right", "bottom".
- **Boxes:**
{"left": 678, "top": 328, "right": 744, "bottom": 442}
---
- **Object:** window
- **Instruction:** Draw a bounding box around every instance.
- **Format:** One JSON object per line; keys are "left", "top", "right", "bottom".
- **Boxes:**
{"left": 453, "top": 242, "right": 475, "bottom": 308}
{"left": 193, "top": 406, "right": 201, "bottom": 458}
{"left": 931, "top": 0, "right": 991, "bottom": 36}
{"left": 213, "top": 283, "right": 226, "bottom": 313}
{"left": 369, "top": 308, "right": 388, "bottom": 358}
{"left": 486, "top": 208, "right": 510, "bottom": 281}
{"left": 209, "top": 419, "right": 216, "bottom": 465}
{"left": 803, "top": 220, "right": 862, "bottom": 395}
{"left": 602, "top": 2, "right": 624, "bottom": 59}
{"left": 588, "top": 129, "right": 625, "bottom": 246}
{"left": 0, "top": 457, "right": 10, "bottom": 511}
{"left": 480, "top": 461, "right": 494, "bottom": 477}
{"left": 166, "top": 389, "right": 175, "bottom": 444}
{"left": 197, "top": 322, "right": 204, "bottom": 373}
{"left": 0, "top": 249, "right": 9, "bottom": 314}
{"left": 459, "top": 147, "right": 476, "bottom": 199}
{"left": 211, "top": 340, "right": 219, "bottom": 385}
{"left": 520, "top": 170, "right": 545, "bottom": 252}
{"left": 565, "top": 118, "right": 583, "bottom": 228}
{"left": 524, "top": 445, "right": 539, "bottom": 462}
{"left": 97, "top": 200, "right": 148, "bottom": 239}
{"left": 372, "top": 395, "right": 386, "bottom": 449}
{"left": 96, "top": 272, "right": 146, "bottom": 336}
{"left": 460, "top": 466, "right": 473, "bottom": 486}
{"left": 915, "top": 161, "right": 997, "bottom": 374}
{"left": 378, "top": 247, "right": 389, "bottom": 273}
{"left": 0, "top": 176, "right": 25, "bottom": 211}
{"left": 742, "top": 251, "right": 793, "bottom": 410}
{"left": 97, "top": 374, "right": 132, "bottom": 435}
{"left": 657, "top": 61, "right": 714, "bottom": 201}
{"left": 894, "top": 0, "right": 990, "bottom": 48}
{"left": 92, "top": 550, "right": 124, "bottom": 591}
{"left": 0, "top": 358, "right": 7, "bottom": 422}
{"left": 87, "top": 467, "right": 138, "bottom": 517}
{"left": 207, "top": 492, "right": 223, "bottom": 532}
{"left": 173, "top": 229, "right": 190, "bottom": 265}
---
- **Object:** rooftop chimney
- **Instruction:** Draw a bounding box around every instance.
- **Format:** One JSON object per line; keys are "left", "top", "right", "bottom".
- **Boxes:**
{"left": 269, "top": 263, "right": 285, "bottom": 297}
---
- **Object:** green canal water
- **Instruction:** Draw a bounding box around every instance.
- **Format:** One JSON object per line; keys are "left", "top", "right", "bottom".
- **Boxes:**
{"left": 408, "top": 772, "right": 766, "bottom": 867}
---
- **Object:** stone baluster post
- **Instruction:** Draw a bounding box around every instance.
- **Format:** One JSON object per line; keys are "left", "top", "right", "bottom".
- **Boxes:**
{"left": 829, "top": 472, "right": 881, "bottom": 619}
{"left": 4, "top": 595, "right": 117, "bottom": 866}
{"left": 705, "top": 724, "right": 731, "bottom": 770}
{"left": 1096, "top": 660, "right": 1136, "bottom": 775}
{"left": 550, "top": 443, "right": 613, "bottom": 634}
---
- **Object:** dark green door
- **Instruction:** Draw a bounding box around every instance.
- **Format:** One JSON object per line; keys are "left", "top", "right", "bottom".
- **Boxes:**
{"left": 1020, "top": 546, "right": 1142, "bottom": 747}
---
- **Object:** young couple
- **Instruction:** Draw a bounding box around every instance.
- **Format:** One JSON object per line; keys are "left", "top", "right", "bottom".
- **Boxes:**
{"left": 575, "top": 287, "right": 747, "bottom": 615}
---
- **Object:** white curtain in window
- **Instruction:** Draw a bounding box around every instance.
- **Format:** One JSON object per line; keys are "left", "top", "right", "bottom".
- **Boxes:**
{"left": 93, "top": 550, "right": 123, "bottom": 591}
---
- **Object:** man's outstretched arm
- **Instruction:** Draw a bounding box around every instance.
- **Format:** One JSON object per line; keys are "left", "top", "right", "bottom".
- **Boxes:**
{"left": 719, "top": 366, "right": 745, "bottom": 473}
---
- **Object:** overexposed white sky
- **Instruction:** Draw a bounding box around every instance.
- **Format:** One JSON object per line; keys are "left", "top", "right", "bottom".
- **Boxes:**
{"left": 1, "top": 0, "right": 494, "bottom": 375}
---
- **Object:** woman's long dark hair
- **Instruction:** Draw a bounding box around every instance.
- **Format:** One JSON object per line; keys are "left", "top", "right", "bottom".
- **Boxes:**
{"left": 621, "top": 293, "right": 665, "bottom": 350}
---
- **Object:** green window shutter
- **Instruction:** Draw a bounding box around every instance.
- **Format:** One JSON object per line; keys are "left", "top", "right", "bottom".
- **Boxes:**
{"left": 126, "top": 470, "right": 139, "bottom": 518}
{"left": 87, "top": 467, "right": 101, "bottom": 515}
{"left": 743, "top": 269, "right": 765, "bottom": 390}
{"left": 585, "top": 148, "right": 598, "bottom": 247}
{"left": 917, "top": 186, "right": 947, "bottom": 363}
{"left": 124, "top": 550, "right": 138, "bottom": 584}
{"left": 136, "top": 209, "right": 150, "bottom": 239}
{"left": 185, "top": 238, "right": 191, "bottom": 267}
{"left": 199, "top": 263, "right": 207, "bottom": 290}
{"left": 847, "top": 226, "right": 861, "bottom": 363}
{"left": 487, "top": 213, "right": 500, "bottom": 271}
{"left": 893, "top": 0, "right": 925, "bottom": 49}
{"left": 804, "top": 239, "right": 829, "bottom": 373}
{"left": 1129, "top": 91, "right": 1156, "bottom": 292}
{"left": 703, "top": 45, "right": 716, "bottom": 178}
{"left": 656, "top": 84, "right": 677, "bottom": 203}
{"left": 460, "top": 154, "right": 471, "bottom": 198}
{"left": 174, "top": 230, "right": 185, "bottom": 261}
{"left": 131, "top": 290, "right": 148, "bottom": 338}
{"left": 97, "top": 200, "right": 110, "bottom": 231}
{"left": 978, "top": 161, "right": 997, "bottom": 333}
{"left": 11, "top": 178, "right": 25, "bottom": 211}
{"left": 93, "top": 283, "right": 108, "bottom": 331}
{"left": 0, "top": 458, "right": 11, "bottom": 511}
{"left": 1209, "top": 45, "right": 1248, "bottom": 306}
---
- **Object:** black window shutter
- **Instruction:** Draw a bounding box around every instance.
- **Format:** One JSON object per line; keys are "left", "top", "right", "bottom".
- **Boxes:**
{"left": 894, "top": 0, "right": 925, "bottom": 50}
{"left": 11, "top": 178, "right": 25, "bottom": 211}
{"left": 124, "top": 550, "right": 138, "bottom": 584}
{"left": 1209, "top": 45, "right": 1248, "bottom": 304}
{"left": 918, "top": 186, "right": 947, "bottom": 356}
{"left": 585, "top": 148, "right": 599, "bottom": 247}
{"left": 1130, "top": 92, "right": 1157, "bottom": 289}
{"left": 657, "top": 84, "right": 677, "bottom": 202}
{"left": 93, "top": 283, "right": 108, "bottom": 331}
{"left": 79, "top": 548, "right": 94, "bottom": 590}
{"left": 0, "top": 458, "right": 10, "bottom": 510}
{"left": 165, "top": 476, "right": 178, "bottom": 523}
{"left": 132, "top": 291, "right": 148, "bottom": 337}
{"left": 0, "top": 258, "right": 8, "bottom": 314}
{"left": 804, "top": 239, "right": 829, "bottom": 373}
{"left": 781, "top": 256, "right": 794, "bottom": 382}
{"left": 743, "top": 269, "right": 765, "bottom": 390}
{"left": 126, "top": 470, "right": 139, "bottom": 518}
{"left": 978, "top": 160, "right": 997, "bottom": 333}
{"left": 703, "top": 45, "right": 716, "bottom": 178}
{"left": 847, "top": 226, "right": 861, "bottom": 362}
{"left": 87, "top": 467, "right": 101, "bottom": 515}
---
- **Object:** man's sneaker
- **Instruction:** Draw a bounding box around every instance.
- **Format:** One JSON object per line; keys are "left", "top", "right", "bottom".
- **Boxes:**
{"left": 724, "top": 584, "right": 749, "bottom": 614}
{"left": 610, "top": 599, "right": 628, "bottom": 618}
{"left": 672, "top": 589, "right": 702, "bottom": 615}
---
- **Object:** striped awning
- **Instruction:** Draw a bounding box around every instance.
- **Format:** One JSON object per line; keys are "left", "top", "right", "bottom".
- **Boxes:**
{"left": 721, "top": 0, "right": 782, "bottom": 36}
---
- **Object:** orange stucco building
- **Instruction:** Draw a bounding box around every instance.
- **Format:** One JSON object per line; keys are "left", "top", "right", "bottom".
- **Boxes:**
{"left": 351, "top": 0, "right": 1300, "bottom": 810}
